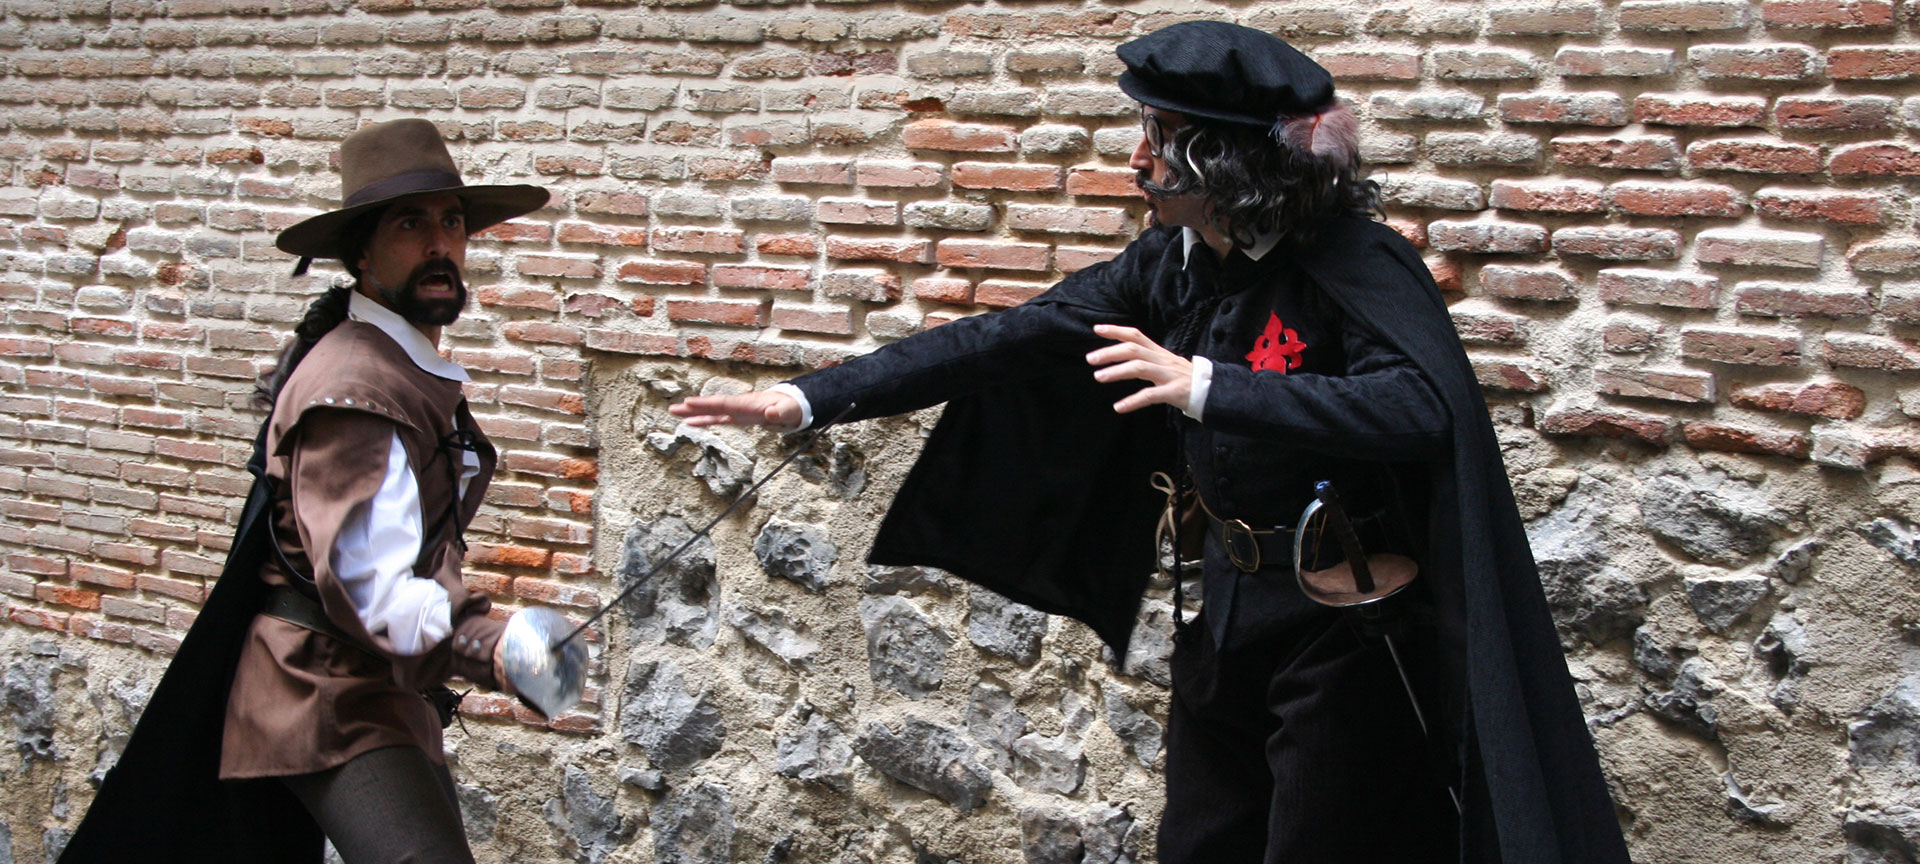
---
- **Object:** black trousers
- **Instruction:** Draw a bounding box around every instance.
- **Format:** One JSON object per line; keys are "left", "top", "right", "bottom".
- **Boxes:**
{"left": 279, "top": 745, "right": 475, "bottom": 864}
{"left": 1159, "top": 597, "right": 1459, "bottom": 863}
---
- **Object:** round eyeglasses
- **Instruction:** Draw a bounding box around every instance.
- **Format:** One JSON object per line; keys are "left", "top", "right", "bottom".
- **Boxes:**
{"left": 1140, "top": 107, "right": 1171, "bottom": 158}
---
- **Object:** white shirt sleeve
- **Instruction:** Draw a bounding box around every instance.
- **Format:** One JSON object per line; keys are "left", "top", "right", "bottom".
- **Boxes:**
{"left": 1184, "top": 355, "right": 1213, "bottom": 421}
{"left": 768, "top": 382, "right": 813, "bottom": 432}
{"left": 329, "top": 431, "right": 452, "bottom": 655}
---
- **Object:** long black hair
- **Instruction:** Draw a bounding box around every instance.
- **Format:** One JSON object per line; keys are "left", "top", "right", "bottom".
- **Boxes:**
{"left": 253, "top": 211, "right": 381, "bottom": 409}
{"left": 1139, "top": 102, "right": 1380, "bottom": 250}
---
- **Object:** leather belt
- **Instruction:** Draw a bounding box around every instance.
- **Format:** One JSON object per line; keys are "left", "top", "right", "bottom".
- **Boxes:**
{"left": 1197, "top": 495, "right": 1296, "bottom": 573}
{"left": 261, "top": 584, "right": 358, "bottom": 647}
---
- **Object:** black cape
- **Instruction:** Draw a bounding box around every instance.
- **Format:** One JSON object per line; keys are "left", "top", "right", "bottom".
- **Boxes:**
{"left": 809, "top": 218, "right": 1628, "bottom": 864}
{"left": 60, "top": 421, "right": 324, "bottom": 863}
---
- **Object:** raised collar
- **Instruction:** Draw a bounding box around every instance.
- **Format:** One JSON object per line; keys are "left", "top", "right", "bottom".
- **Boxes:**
{"left": 347, "top": 290, "right": 470, "bottom": 383}
{"left": 1181, "top": 227, "right": 1282, "bottom": 270}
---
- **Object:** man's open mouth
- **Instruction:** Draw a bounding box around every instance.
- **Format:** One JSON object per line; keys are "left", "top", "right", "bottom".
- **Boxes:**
{"left": 414, "top": 272, "right": 457, "bottom": 297}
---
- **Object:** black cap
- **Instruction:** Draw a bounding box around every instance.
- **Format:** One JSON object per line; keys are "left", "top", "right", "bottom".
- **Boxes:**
{"left": 1116, "top": 21, "right": 1335, "bottom": 127}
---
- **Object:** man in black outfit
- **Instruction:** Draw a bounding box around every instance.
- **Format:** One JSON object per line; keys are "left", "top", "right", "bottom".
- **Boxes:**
{"left": 674, "top": 21, "right": 1630, "bottom": 864}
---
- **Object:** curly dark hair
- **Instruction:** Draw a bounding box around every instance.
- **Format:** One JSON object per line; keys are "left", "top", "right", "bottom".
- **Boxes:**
{"left": 1138, "top": 103, "right": 1380, "bottom": 250}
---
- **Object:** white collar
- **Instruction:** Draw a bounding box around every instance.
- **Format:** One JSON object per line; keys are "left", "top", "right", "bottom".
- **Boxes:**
{"left": 1180, "top": 227, "right": 1282, "bottom": 270}
{"left": 347, "top": 290, "right": 470, "bottom": 383}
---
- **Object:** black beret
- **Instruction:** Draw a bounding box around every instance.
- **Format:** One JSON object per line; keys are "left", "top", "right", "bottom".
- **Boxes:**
{"left": 1116, "top": 21, "right": 1335, "bottom": 127}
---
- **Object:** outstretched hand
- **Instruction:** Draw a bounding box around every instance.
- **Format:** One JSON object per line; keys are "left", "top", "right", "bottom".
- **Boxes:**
{"left": 1087, "top": 324, "right": 1193, "bottom": 414}
{"left": 668, "top": 391, "right": 803, "bottom": 429}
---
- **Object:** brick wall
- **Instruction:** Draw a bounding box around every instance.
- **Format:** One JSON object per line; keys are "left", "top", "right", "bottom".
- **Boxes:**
{"left": 2, "top": 0, "right": 1919, "bottom": 860}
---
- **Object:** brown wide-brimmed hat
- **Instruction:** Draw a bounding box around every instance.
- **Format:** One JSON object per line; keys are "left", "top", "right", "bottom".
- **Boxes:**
{"left": 276, "top": 118, "right": 549, "bottom": 273}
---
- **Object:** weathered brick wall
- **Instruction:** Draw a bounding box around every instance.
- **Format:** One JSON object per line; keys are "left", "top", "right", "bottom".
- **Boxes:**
{"left": 3, "top": 0, "right": 1919, "bottom": 860}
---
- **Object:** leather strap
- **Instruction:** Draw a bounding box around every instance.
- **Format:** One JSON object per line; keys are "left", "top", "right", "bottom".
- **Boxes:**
{"left": 261, "top": 584, "right": 358, "bottom": 648}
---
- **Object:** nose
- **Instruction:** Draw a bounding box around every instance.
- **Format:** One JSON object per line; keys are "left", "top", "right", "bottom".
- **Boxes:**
{"left": 424, "top": 221, "right": 455, "bottom": 258}
{"left": 1129, "top": 133, "right": 1153, "bottom": 171}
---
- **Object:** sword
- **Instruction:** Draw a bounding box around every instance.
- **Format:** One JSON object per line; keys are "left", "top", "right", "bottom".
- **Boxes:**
{"left": 503, "top": 403, "right": 856, "bottom": 716}
{"left": 1296, "top": 480, "right": 1462, "bottom": 815}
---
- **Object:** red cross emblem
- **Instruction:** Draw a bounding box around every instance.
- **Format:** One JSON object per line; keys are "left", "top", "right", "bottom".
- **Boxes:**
{"left": 1246, "top": 312, "right": 1307, "bottom": 373}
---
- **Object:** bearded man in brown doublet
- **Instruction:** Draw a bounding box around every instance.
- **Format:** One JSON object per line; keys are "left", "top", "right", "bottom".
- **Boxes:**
{"left": 64, "top": 119, "right": 584, "bottom": 864}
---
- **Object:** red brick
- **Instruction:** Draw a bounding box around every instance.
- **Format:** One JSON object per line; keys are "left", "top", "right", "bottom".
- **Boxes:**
{"left": 1775, "top": 96, "right": 1896, "bottom": 131}
{"left": 1539, "top": 408, "right": 1673, "bottom": 445}
{"left": 712, "top": 265, "right": 811, "bottom": 292}
{"left": 1690, "top": 45, "right": 1818, "bottom": 80}
{"left": 904, "top": 120, "right": 1017, "bottom": 152}
{"left": 1633, "top": 94, "right": 1766, "bottom": 127}
{"left": 1427, "top": 220, "right": 1549, "bottom": 254}
{"left": 771, "top": 305, "right": 855, "bottom": 335}
{"left": 1608, "top": 181, "right": 1744, "bottom": 217}
{"left": 1065, "top": 167, "right": 1144, "bottom": 199}
{"left": 1730, "top": 380, "right": 1866, "bottom": 419}
{"left": 1497, "top": 93, "right": 1629, "bottom": 125}
{"left": 1682, "top": 422, "right": 1810, "bottom": 459}
{"left": 502, "top": 323, "right": 584, "bottom": 346}
{"left": 556, "top": 222, "right": 648, "bottom": 247}
{"left": 856, "top": 161, "right": 945, "bottom": 188}
{"left": 1736, "top": 282, "right": 1872, "bottom": 319}
{"left": 498, "top": 451, "right": 600, "bottom": 481}
{"left": 1822, "top": 334, "right": 1920, "bottom": 371}
{"left": 1005, "top": 204, "right": 1129, "bottom": 236}
{"left": 1597, "top": 366, "right": 1715, "bottom": 403}
{"left": 583, "top": 330, "right": 680, "bottom": 356}
{"left": 769, "top": 157, "right": 852, "bottom": 185}
{"left": 975, "top": 279, "right": 1049, "bottom": 308}
{"left": 512, "top": 577, "right": 600, "bottom": 609}
{"left": 651, "top": 228, "right": 745, "bottom": 254}
{"left": 616, "top": 260, "right": 707, "bottom": 286}
{"left": 516, "top": 255, "right": 602, "bottom": 280}
{"left": 473, "top": 287, "right": 562, "bottom": 313}
{"left": 1753, "top": 189, "right": 1884, "bottom": 225}
{"left": 1452, "top": 310, "right": 1528, "bottom": 345}
{"left": 952, "top": 162, "right": 1064, "bottom": 192}
{"left": 1829, "top": 143, "right": 1920, "bottom": 177}
{"left": 757, "top": 234, "right": 819, "bottom": 257}
{"left": 1553, "top": 227, "right": 1680, "bottom": 260}
{"left": 39, "top": 584, "right": 102, "bottom": 611}
{"left": 1056, "top": 246, "right": 1122, "bottom": 273}
{"left": 473, "top": 220, "right": 553, "bottom": 244}
{"left": 1828, "top": 47, "right": 1920, "bottom": 80}
{"left": 1477, "top": 265, "right": 1577, "bottom": 301}
{"left": 820, "top": 270, "right": 902, "bottom": 302}
{"left": 574, "top": 190, "right": 650, "bottom": 217}
{"left": 1598, "top": 268, "right": 1720, "bottom": 308}
{"left": 1489, "top": 179, "right": 1606, "bottom": 213}
{"left": 1762, "top": 0, "right": 1894, "bottom": 28}
{"left": 466, "top": 542, "right": 551, "bottom": 568}
{"left": 825, "top": 236, "right": 932, "bottom": 264}
{"left": 499, "top": 385, "right": 585, "bottom": 415}
{"left": 1473, "top": 360, "right": 1552, "bottom": 393}
{"left": 1551, "top": 135, "right": 1683, "bottom": 171}
{"left": 1688, "top": 140, "right": 1822, "bottom": 174}
{"left": 1696, "top": 229, "right": 1824, "bottom": 268}
{"left": 817, "top": 198, "right": 900, "bottom": 226}
{"left": 665, "top": 299, "right": 767, "bottom": 327}
{"left": 1679, "top": 327, "right": 1802, "bottom": 366}
{"left": 912, "top": 277, "right": 974, "bottom": 304}
{"left": 1313, "top": 49, "right": 1421, "bottom": 81}
{"left": 936, "top": 239, "right": 1050, "bottom": 271}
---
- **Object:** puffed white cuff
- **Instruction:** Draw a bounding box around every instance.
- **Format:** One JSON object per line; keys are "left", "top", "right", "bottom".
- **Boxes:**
{"left": 768, "top": 382, "right": 812, "bottom": 432}
{"left": 1184, "top": 356, "right": 1213, "bottom": 421}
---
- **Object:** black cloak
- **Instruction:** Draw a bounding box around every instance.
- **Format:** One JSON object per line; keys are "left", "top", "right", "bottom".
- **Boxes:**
{"left": 795, "top": 217, "right": 1630, "bottom": 864}
{"left": 58, "top": 422, "right": 324, "bottom": 863}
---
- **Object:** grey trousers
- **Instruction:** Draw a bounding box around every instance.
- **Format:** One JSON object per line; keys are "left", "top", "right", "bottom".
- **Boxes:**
{"left": 279, "top": 745, "right": 475, "bottom": 864}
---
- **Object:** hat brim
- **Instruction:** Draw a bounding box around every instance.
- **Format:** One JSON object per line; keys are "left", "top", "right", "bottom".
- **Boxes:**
{"left": 275, "top": 183, "right": 551, "bottom": 260}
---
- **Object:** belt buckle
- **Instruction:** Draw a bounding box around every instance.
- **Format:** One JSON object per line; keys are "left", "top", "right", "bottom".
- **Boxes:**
{"left": 1223, "top": 518, "right": 1261, "bottom": 573}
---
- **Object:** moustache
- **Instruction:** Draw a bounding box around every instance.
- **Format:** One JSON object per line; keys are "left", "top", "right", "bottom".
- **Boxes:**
{"left": 406, "top": 259, "right": 465, "bottom": 294}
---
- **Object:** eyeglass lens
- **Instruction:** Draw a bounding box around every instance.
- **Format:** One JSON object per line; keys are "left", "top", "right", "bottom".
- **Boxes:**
{"left": 1140, "top": 109, "right": 1164, "bottom": 157}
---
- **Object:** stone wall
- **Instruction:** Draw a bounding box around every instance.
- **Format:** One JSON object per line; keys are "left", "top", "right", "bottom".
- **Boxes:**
{"left": 1, "top": 0, "right": 1919, "bottom": 860}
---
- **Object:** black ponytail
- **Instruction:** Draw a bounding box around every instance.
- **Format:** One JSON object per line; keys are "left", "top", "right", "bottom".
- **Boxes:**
{"left": 253, "top": 282, "right": 355, "bottom": 409}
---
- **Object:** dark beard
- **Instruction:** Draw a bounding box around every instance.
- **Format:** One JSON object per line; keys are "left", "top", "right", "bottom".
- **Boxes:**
{"left": 376, "top": 259, "right": 466, "bottom": 326}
